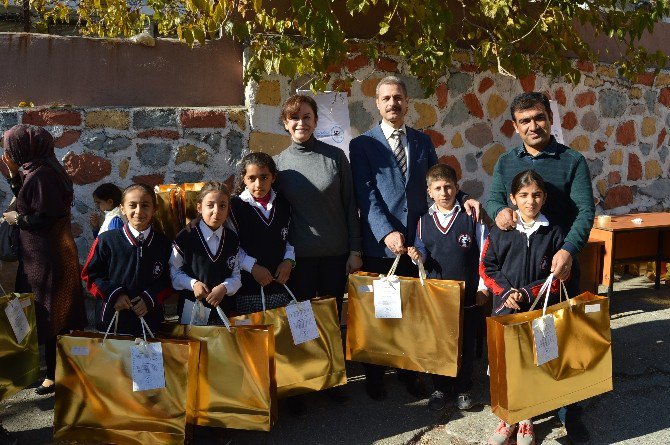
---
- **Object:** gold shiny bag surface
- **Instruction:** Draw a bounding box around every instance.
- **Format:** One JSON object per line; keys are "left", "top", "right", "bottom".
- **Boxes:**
{"left": 54, "top": 331, "right": 199, "bottom": 445}
{"left": 346, "top": 271, "right": 464, "bottom": 376}
{"left": 0, "top": 293, "right": 39, "bottom": 401}
{"left": 153, "top": 185, "right": 185, "bottom": 239}
{"left": 162, "top": 322, "right": 277, "bottom": 431}
{"left": 231, "top": 297, "right": 347, "bottom": 398}
{"left": 487, "top": 292, "right": 613, "bottom": 424}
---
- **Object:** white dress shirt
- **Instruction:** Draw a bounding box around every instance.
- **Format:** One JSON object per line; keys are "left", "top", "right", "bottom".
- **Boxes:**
{"left": 169, "top": 220, "right": 242, "bottom": 295}
{"left": 514, "top": 210, "right": 550, "bottom": 245}
{"left": 126, "top": 224, "right": 152, "bottom": 241}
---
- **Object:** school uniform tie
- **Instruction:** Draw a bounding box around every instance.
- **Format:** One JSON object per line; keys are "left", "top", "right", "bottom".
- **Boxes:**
{"left": 392, "top": 129, "right": 407, "bottom": 181}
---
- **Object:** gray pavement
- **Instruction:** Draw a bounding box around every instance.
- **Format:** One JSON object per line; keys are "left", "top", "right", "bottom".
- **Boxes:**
{"left": 2, "top": 274, "right": 669, "bottom": 444}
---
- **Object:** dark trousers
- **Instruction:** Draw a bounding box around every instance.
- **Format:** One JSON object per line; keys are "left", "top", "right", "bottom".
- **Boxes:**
{"left": 44, "top": 335, "right": 57, "bottom": 381}
{"left": 360, "top": 255, "right": 420, "bottom": 385}
{"left": 433, "top": 305, "right": 479, "bottom": 394}
{"left": 287, "top": 254, "right": 348, "bottom": 316}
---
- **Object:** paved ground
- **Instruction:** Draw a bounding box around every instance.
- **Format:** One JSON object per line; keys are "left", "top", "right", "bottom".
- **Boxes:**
{"left": 2, "top": 274, "right": 669, "bottom": 444}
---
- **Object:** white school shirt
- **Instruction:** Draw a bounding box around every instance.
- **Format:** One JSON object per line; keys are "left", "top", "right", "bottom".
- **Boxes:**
{"left": 126, "top": 224, "right": 152, "bottom": 241}
{"left": 514, "top": 210, "right": 550, "bottom": 246}
{"left": 229, "top": 188, "right": 296, "bottom": 273}
{"left": 169, "top": 220, "right": 242, "bottom": 295}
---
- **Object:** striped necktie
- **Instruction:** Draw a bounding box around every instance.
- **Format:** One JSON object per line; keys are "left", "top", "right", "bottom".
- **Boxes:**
{"left": 392, "top": 129, "right": 407, "bottom": 181}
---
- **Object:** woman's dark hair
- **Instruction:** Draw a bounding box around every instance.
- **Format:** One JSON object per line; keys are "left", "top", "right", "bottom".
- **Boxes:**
{"left": 236, "top": 152, "right": 278, "bottom": 194}
{"left": 93, "top": 183, "right": 123, "bottom": 207}
{"left": 198, "top": 181, "right": 231, "bottom": 202}
{"left": 280, "top": 94, "right": 318, "bottom": 123}
{"left": 122, "top": 183, "right": 157, "bottom": 206}
{"left": 510, "top": 170, "right": 547, "bottom": 196}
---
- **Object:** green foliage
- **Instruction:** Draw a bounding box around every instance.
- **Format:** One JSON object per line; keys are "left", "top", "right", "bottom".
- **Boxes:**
{"left": 5, "top": 0, "right": 670, "bottom": 92}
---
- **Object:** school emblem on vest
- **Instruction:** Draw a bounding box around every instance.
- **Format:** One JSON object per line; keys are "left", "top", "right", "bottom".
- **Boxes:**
{"left": 457, "top": 233, "right": 472, "bottom": 249}
{"left": 281, "top": 227, "right": 288, "bottom": 241}
{"left": 152, "top": 262, "right": 163, "bottom": 278}
{"left": 541, "top": 256, "right": 550, "bottom": 271}
{"left": 227, "top": 255, "right": 236, "bottom": 270}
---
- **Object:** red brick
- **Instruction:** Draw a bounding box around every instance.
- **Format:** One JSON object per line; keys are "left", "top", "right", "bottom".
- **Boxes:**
{"left": 180, "top": 110, "right": 227, "bottom": 129}
{"left": 63, "top": 152, "right": 111, "bottom": 185}
{"left": 659, "top": 88, "right": 670, "bottom": 108}
{"left": 345, "top": 54, "right": 369, "bottom": 73}
{"left": 132, "top": 173, "right": 165, "bottom": 187}
{"left": 501, "top": 120, "right": 516, "bottom": 138}
{"left": 576, "top": 60, "right": 594, "bottom": 73}
{"left": 478, "top": 77, "right": 494, "bottom": 94}
{"left": 608, "top": 171, "right": 621, "bottom": 185}
{"left": 562, "top": 112, "right": 578, "bottom": 130}
{"left": 424, "top": 129, "right": 446, "bottom": 148}
{"left": 22, "top": 109, "right": 81, "bottom": 126}
{"left": 628, "top": 153, "right": 642, "bottom": 180}
{"left": 604, "top": 185, "right": 633, "bottom": 209}
{"left": 519, "top": 74, "right": 536, "bottom": 93}
{"left": 595, "top": 140, "right": 606, "bottom": 153}
{"left": 54, "top": 130, "right": 81, "bottom": 148}
{"left": 554, "top": 88, "right": 567, "bottom": 107}
{"left": 332, "top": 78, "right": 352, "bottom": 97}
{"left": 658, "top": 128, "right": 667, "bottom": 148}
{"left": 436, "top": 83, "right": 448, "bottom": 109}
{"left": 375, "top": 57, "right": 398, "bottom": 72}
{"left": 438, "top": 155, "right": 462, "bottom": 181}
{"left": 463, "top": 93, "right": 484, "bottom": 119}
{"left": 635, "top": 72, "right": 655, "bottom": 86}
{"left": 616, "top": 121, "right": 636, "bottom": 146}
{"left": 575, "top": 91, "right": 596, "bottom": 108}
{"left": 138, "top": 129, "right": 180, "bottom": 140}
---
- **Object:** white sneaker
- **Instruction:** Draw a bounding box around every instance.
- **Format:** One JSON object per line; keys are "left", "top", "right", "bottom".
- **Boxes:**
{"left": 456, "top": 392, "right": 474, "bottom": 410}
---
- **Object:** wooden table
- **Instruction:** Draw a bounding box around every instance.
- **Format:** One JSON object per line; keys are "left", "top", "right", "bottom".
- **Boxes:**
{"left": 589, "top": 212, "right": 670, "bottom": 297}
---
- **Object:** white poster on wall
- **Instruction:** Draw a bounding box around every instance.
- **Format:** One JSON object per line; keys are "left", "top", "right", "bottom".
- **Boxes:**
{"left": 549, "top": 100, "right": 564, "bottom": 145}
{"left": 297, "top": 90, "right": 352, "bottom": 157}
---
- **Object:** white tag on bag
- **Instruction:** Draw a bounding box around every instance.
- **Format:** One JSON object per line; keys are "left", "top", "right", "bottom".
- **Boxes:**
{"left": 130, "top": 342, "right": 166, "bottom": 392}
{"left": 532, "top": 314, "right": 559, "bottom": 366}
{"left": 285, "top": 301, "right": 319, "bottom": 345}
{"left": 4, "top": 297, "right": 29, "bottom": 344}
{"left": 373, "top": 277, "right": 402, "bottom": 319}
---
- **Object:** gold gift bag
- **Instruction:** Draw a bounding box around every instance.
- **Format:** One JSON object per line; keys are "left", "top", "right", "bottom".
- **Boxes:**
{"left": 162, "top": 305, "right": 277, "bottom": 431}
{"left": 54, "top": 320, "right": 199, "bottom": 445}
{"left": 487, "top": 283, "right": 613, "bottom": 424}
{"left": 181, "top": 182, "right": 206, "bottom": 225}
{"left": 231, "top": 288, "right": 347, "bottom": 398}
{"left": 0, "top": 293, "right": 39, "bottom": 401}
{"left": 153, "top": 184, "right": 185, "bottom": 239}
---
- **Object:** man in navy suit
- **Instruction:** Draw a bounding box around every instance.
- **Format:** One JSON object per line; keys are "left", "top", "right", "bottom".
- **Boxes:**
{"left": 350, "top": 76, "right": 479, "bottom": 401}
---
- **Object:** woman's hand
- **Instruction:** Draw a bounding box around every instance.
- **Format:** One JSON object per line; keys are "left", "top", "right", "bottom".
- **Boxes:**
{"left": 2, "top": 153, "right": 19, "bottom": 177}
{"left": 193, "top": 281, "right": 210, "bottom": 300}
{"left": 131, "top": 297, "right": 148, "bottom": 318}
{"left": 274, "top": 260, "right": 293, "bottom": 285}
{"left": 206, "top": 284, "right": 227, "bottom": 307}
{"left": 114, "top": 294, "right": 133, "bottom": 312}
{"left": 346, "top": 254, "right": 363, "bottom": 274}
{"left": 503, "top": 290, "right": 523, "bottom": 310}
{"left": 3, "top": 211, "right": 18, "bottom": 225}
{"left": 251, "top": 264, "right": 274, "bottom": 287}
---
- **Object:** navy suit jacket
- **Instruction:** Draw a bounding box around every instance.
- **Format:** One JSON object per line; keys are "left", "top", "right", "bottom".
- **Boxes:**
{"left": 350, "top": 124, "right": 438, "bottom": 258}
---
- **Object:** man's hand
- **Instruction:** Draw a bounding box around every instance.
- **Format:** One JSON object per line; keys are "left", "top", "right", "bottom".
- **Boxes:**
{"left": 131, "top": 297, "right": 148, "bottom": 318}
{"left": 384, "top": 231, "right": 406, "bottom": 255}
{"left": 406, "top": 247, "right": 423, "bottom": 263}
{"left": 193, "top": 281, "right": 210, "bottom": 300}
{"left": 503, "top": 290, "right": 523, "bottom": 311}
{"left": 463, "top": 198, "right": 482, "bottom": 222}
{"left": 345, "top": 254, "right": 363, "bottom": 274}
{"left": 476, "top": 290, "right": 490, "bottom": 306}
{"left": 206, "top": 284, "right": 227, "bottom": 307}
{"left": 251, "top": 264, "right": 274, "bottom": 287}
{"left": 274, "top": 260, "right": 293, "bottom": 284}
{"left": 114, "top": 294, "right": 133, "bottom": 312}
{"left": 551, "top": 249, "right": 573, "bottom": 281}
{"left": 495, "top": 207, "right": 517, "bottom": 231}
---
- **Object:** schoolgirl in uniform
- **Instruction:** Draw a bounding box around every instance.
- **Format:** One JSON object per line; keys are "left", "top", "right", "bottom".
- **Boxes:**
{"left": 90, "top": 182, "right": 124, "bottom": 237}
{"left": 82, "top": 183, "right": 172, "bottom": 336}
{"left": 480, "top": 170, "right": 569, "bottom": 445}
{"left": 228, "top": 152, "right": 294, "bottom": 314}
{"left": 170, "top": 182, "right": 241, "bottom": 322}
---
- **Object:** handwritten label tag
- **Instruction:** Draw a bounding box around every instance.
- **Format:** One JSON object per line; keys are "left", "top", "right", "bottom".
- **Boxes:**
{"left": 532, "top": 314, "right": 559, "bottom": 366}
{"left": 358, "top": 285, "right": 373, "bottom": 293}
{"left": 4, "top": 297, "right": 30, "bottom": 344}
{"left": 285, "top": 301, "right": 319, "bottom": 345}
{"left": 71, "top": 346, "right": 89, "bottom": 356}
{"left": 373, "top": 277, "right": 402, "bottom": 319}
{"left": 235, "top": 318, "right": 252, "bottom": 326}
{"left": 180, "top": 299, "right": 211, "bottom": 326}
{"left": 585, "top": 304, "right": 601, "bottom": 314}
{"left": 130, "top": 343, "right": 166, "bottom": 392}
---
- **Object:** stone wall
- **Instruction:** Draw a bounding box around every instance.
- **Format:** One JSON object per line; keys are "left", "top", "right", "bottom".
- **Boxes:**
{"left": 0, "top": 107, "right": 248, "bottom": 263}
{"left": 247, "top": 54, "right": 670, "bottom": 216}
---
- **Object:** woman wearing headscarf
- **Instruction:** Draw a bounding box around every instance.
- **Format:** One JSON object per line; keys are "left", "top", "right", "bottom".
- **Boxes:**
{"left": 2, "top": 124, "right": 86, "bottom": 395}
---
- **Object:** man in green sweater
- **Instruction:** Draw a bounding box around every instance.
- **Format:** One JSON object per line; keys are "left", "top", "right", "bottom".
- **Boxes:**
{"left": 485, "top": 91, "right": 594, "bottom": 444}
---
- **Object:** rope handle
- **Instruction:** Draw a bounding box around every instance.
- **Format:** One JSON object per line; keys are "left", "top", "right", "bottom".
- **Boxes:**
{"left": 103, "top": 311, "right": 120, "bottom": 343}
{"left": 417, "top": 259, "right": 426, "bottom": 286}
{"left": 215, "top": 307, "right": 231, "bottom": 331}
{"left": 385, "top": 255, "right": 402, "bottom": 277}
{"left": 529, "top": 273, "right": 554, "bottom": 313}
{"left": 260, "top": 283, "right": 298, "bottom": 313}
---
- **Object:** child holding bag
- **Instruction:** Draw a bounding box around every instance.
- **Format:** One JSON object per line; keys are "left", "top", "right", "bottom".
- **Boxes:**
{"left": 228, "top": 152, "right": 294, "bottom": 314}
{"left": 170, "top": 181, "right": 241, "bottom": 322}
{"left": 82, "top": 183, "right": 172, "bottom": 336}
{"left": 480, "top": 170, "right": 570, "bottom": 445}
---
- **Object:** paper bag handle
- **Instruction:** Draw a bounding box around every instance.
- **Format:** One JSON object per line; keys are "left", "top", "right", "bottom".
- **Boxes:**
{"left": 215, "top": 307, "right": 231, "bottom": 331}
{"left": 417, "top": 259, "right": 426, "bottom": 286}
{"left": 529, "top": 273, "right": 554, "bottom": 314}
{"left": 139, "top": 317, "right": 155, "bottom": 340}
{"left": 386, "top": 255, "right": 401, "bottom": 277}
{"left": 260, "top": 282, "right": 298, "bottom": 313}
{"left": 103, "top": 310, "right": 121, "bottom": 343}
